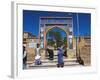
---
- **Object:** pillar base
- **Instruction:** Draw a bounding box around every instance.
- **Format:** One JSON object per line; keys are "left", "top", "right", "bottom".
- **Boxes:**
{"left": 40, "top": 49, "right": 46, "bottom": 60}
{"left": 67, "top": 49, "right": 76, "bottom": 59}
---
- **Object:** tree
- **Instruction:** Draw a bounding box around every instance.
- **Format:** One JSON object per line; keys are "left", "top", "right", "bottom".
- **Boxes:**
{"left": 63, "top": 37, "right": 67, "bottom": 45}
{"left": 47, "top": 30, "right": 63, "bottom": 48}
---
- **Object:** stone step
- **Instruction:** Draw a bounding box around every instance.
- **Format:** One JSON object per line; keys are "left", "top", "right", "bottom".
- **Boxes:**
{"left": 46, "top": 55, "right": 74, "bottom": 59}
{"left": 46, "top": 56, "right": 76, "bottom": 60}
{"left": 28, "top": 61, "right": 80, "bottom": 68}
{"left": 27, "top": 58, "right": 77, "bottom": 64}
{"left": 37, "top": 58, "right": 77, "bottom": 63}
{"left": 49, "top": 49, "right": 76, "bottom": 54}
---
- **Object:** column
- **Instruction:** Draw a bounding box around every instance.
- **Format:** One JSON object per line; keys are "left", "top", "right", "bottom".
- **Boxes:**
{"left": 44, "top": 29, "right": 46, "bottom": 49}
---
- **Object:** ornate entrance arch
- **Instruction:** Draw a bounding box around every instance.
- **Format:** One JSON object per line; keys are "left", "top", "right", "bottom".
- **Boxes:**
{"left": 39, "top": 17, "right": 73, "bottom": 49}
{"left": 45, "top": 25, "right": 68, "bottom": 48}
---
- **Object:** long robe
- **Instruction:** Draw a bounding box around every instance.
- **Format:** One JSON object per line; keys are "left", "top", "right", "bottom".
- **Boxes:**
{"left": 58, "top": 48, "right": 64, "bottom": 64}
{"left": 47, "top": 48, "right": 54, "bottom": 60}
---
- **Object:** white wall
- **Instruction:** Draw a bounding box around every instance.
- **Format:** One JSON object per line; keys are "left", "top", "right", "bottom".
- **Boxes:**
{"left": 0, "top": 0, "right": 100, "bottom": 80}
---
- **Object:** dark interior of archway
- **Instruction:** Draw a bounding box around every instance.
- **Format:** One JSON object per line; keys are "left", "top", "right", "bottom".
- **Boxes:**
{"left": 46, "top": 27, "right": 67, "bottom": 49}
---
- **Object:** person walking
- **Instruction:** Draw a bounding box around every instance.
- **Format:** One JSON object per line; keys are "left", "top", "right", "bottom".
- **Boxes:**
{"left": 57, "top": 47, "right": 64, "bottom": 68}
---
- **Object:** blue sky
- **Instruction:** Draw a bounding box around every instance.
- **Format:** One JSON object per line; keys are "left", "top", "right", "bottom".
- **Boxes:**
{"left": 23, "top": 10, "right": 91, "bottom": 37}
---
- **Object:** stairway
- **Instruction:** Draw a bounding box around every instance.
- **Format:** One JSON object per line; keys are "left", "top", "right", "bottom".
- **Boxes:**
{"left": 27, "top": 52, "right": 80, "bottom": 69}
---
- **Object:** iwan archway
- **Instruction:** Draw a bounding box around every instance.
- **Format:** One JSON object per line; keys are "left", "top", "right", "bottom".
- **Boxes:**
{"left": 39, "top": 17, "right": 75, "bottom": 58}
{"left": 46, "top": 26, "right": 68, "bottom": 49}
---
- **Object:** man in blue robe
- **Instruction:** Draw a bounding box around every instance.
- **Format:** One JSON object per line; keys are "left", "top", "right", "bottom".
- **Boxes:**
{"left": 57, "top": 48, "right": 64, "bottom": 68}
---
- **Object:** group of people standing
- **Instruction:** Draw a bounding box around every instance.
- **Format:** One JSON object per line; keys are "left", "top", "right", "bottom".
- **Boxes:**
{"left": 23, "top": 43, "right": 67, "bottom": 69}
